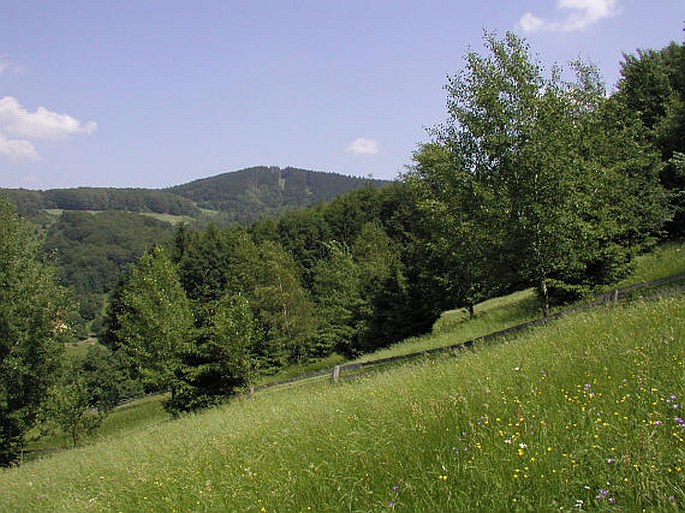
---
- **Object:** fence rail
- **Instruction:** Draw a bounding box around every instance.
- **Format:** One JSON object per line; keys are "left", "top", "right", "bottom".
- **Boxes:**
{"left": 253, "top": 272, "right": 685, "bottom": 392}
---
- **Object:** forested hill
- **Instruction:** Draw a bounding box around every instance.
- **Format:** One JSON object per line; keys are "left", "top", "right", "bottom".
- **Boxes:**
{"left": 0, "top": 187, "right": 200, "bottom": 218}
{"left": 167, "top": 166, "right": 390, "bottom": 223}
{"left": 1, "top": 166, "right": 390, "bottom": 224}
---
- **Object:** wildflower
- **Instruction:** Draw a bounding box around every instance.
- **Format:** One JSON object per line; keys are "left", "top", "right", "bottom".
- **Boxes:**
{"left": 607, "top": 458, "right": 616, "bottom": 464}
{"left": 675, "top": 417, "right": 685, "bottom": 428}
{"left": 389, "top": 501, "right": 395, "bottom": 508}
{"left": 596, "top": 488, "right": 609, "bottom": 500}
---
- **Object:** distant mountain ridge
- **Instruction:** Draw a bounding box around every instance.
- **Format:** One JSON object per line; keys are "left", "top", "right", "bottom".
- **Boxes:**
{"left": 168, "top": 166, "right": 389, "bottom": 223}
{"left": 1, "top": 166, "right": 391, "bottom": 223}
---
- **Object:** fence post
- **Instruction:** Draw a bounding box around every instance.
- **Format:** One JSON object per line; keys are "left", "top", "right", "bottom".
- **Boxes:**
{"left": 613, "top": 289, "right": 619, "bottom": 302}
{"left": 332, "top": 365, "right": 340, "bottom": 383}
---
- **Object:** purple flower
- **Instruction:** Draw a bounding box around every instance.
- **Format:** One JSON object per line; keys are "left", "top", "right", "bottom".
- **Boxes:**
{"left": 607, "top": 458, "right": 616, "bottom": 464}
{"left": 608, "top": 497, "right": 616, "bottom": 504}
{"left": 597, "top": 488, "right": 609, "bottom": 500}
{"left": 389, "top": 501, "right": 395, "bottom": 508}
{"left": 675, "top": 417, "right": 685, "bottom": 427}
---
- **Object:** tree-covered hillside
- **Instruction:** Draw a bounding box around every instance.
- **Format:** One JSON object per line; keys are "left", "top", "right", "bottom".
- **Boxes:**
{"left": 168, "top": 166, "right": 389, "bottom": 224}
{"left": 0, "top": 167, "right": 388, "bottom": 332}
{"left": 0, "top": 187, "right": 200, "bottom": 218}
{"left": 1, "top": 166, "right": 390, "bottom": 226}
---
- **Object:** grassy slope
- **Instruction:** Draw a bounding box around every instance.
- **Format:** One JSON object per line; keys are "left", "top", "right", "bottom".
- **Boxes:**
{"left": 354, "top": 241, "right": 685, "bottom": 365}
{"left": 24, "top": 241, "right": 685, "bottom": 459}
{"left": 25, "top": 395, "right": 168, "bottom": 456}
{"left": 618, "top": 241, "right": 685, "bottom": 285}
{"left": 2, "top": 295, "right": 683, "bottom": 512}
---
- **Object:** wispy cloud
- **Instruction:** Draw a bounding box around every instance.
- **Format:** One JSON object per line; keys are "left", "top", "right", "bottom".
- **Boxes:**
{"left": 346, "top": 137, "right": 380, "bottom": 155}
{"left": 0, "top": 96, "right": 96, "bottom": 161}
{"left": 0, "top": 133, "right": 39, "bottom": 161}
{"left": 518, "top": 0, "right": 620, "bottom": 33}
{"left": 0, "top": 54, "right": 25, "bottom": 75}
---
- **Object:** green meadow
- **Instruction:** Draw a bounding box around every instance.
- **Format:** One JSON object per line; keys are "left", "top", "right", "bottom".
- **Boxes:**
{"left": 2, "top": 291, "right": 683, "bottom": 512}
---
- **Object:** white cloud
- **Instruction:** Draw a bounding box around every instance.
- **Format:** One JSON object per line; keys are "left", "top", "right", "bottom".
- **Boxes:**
{"left": 0, "top": 96, "right": 96, "bottom": 161}
{"left": 0, "top": 55, "right": 24, "bottom": 75}
{"left": 518, "top": 0, "right": 620, "bottom": 32}
{"left": 346, "top": 137, "right": 380, "bottom": 155}
{"left": 0, "top": 96, "right": 97, "bottom": 141}
{"left": 0, "top": 133, "right": 39, "bottom": 161}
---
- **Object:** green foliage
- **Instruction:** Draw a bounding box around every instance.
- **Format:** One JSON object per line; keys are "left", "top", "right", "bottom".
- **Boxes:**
{"left": 267, "top": 206, "right": 332, "bottom": 288}
{"left": 408, "top": 31, "right": 670, "bottom": 316}
{"left": 45, "top": 211, "right": 174, "bottom": 296}
{"left": 617, "top": 41, "right": 685, "bottom": 236}
{"left": 312, "top": 241, "right": 364, "bottom": 356}
{"left": 172, "top": 294, "right": 256, "bottom": 412}
{"left": 41, "top": 348, "right": 121, "bottom": 447}
{"left": 0, "top": 199, "right": 70, "bottom": 466}
{"left": 169, "top": 166, "right": 388, "bottom": 224}
{"left": 170, "top": 224, "right": 318, "bottom": 409}
{"left": 0, "top": 187, "right": 200, "bottom": 217}
{"left": 251, "top": 241, "right": 317, "bottom": 366}
{"left": 178, "top": 224, "right": 259, "bottom": 302}
{"left": 309, "top": 220, "right": 423, "bottom": 357}
{"left": 115, "top": 246, "right": 195, "bottom": 409}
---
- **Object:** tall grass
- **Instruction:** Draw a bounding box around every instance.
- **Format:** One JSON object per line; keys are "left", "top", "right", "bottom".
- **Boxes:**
{"left": 24, "top": 394, "right": 169, "bottom": 460}
{"left": 619, "top": 241, "right": 685, "bottom": 285}
{"left": 2, "top": 294, "right": 683, "bottom": 512}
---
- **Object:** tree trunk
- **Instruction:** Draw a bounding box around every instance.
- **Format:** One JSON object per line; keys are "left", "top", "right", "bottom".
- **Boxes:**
{"left": 540, "top": 277, "right": 550, "bottom": 317}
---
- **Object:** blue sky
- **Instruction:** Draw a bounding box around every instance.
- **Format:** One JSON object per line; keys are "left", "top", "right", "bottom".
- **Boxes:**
{"left": 1, "top": 0, "right": 683, "bottom": 189}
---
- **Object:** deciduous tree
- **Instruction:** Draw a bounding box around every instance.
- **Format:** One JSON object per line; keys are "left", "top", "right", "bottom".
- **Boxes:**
{"left": 0, "top": 198, "right": 69, "bottom": 465}
{"left": 116, "top": 246, "right": 194, "bottom": 409}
